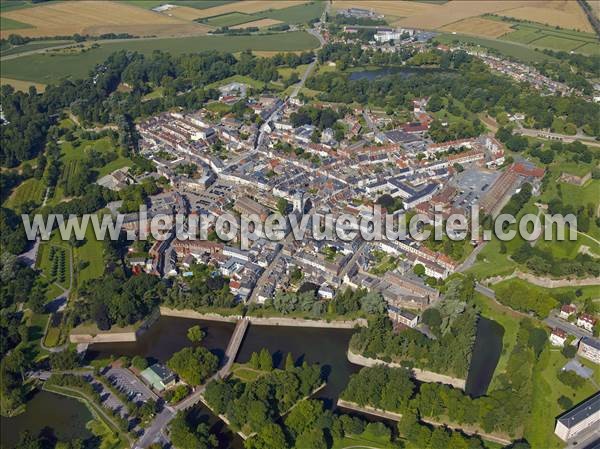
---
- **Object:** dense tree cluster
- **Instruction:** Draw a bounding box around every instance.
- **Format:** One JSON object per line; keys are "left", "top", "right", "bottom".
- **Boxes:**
{"left": 350, "top": 277, "right": 477, "bottom": 378}
{"left": 204, "top": 359, "right": 323, "bottom": 435}
{"left": 341, "top": 364, "right": 414, "bottom": 412}
{"left": 494, "top": 279, "right": 557, "bottom": 318}
{"left": 169, "top": 411, "right": 218, "bottom": 449}
{"left": 167, "top": 346, "right": 219, "bottom": 386}
{"left": 75, "top": 272, "right": 166, "bottom": 329}
{"left": 512, "top": 242, "right": 599, "bottom": 281}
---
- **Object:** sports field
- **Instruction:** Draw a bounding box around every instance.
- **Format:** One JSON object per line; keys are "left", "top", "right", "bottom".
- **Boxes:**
{"left": 0, "top": 32, "right": 320, "bottom": 84}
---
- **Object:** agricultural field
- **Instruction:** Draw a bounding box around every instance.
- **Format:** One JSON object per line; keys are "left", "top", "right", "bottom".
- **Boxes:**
{"left": 332, "top": 0, "right": 594, "bottom": 37}
{"left": 231, "top": 18, "right": 283, "bottom": 29}
{"left": 0, "top": 32, "right": 320, "bottom": 84}
{"left": 439, "top": 17, "right": 515, "bottom": 39}
{"left": 170, "top": 0, "right": 308, "bottom": 20}
{"left": 497, "top": 0, "right": 594, "bottom": 33}
{"left": 204, "top": 12, "right": 258, "bottom": 28}
{"left": 122, "top": 0, "right": 236, "bottom": 10}
{"left": 0, "top": 15, "right": 32, "bottom": 30}
{"left": 0, "top": 0, "right": 208, "bottom": 38}
{"left": 499, "top": 20, "right": 599, "bottom": 54}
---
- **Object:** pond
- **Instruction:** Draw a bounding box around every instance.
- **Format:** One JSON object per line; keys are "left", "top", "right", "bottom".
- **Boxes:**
{"left": 348, "top": 66, "right": 453, "bottom": 81}
{"left": 0, "top": 390, "right": 93, "bottom": 449}
{"left": 465, "top": 317, "right": 504, "bottom": 397}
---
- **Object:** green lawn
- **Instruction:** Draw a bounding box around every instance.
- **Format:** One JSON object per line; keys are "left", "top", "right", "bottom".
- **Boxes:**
{"left": 231, "top": 363, "right": 268, "bottom": 382}
{"left": 37, "top": 242, "right": 71, "bottom": 290}
{"left": 333, "top": 428, "right": 396, "bottom": 449}
{"left": 525, "top": 348, "right": 599, "bottom": 449}
{"left": 1, "top": 32, "right": 320, "bottom": 84}
{"left": 3, "top": 177, "right": 46, "bottom": 209}
{"left": 74, "top": 217, "right": 106, "bottom": 285}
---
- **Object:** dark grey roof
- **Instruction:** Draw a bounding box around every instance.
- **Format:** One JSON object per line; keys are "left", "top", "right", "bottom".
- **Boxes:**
{"left": 581, "top": 336, "right": 600, "bottom": 351}
{"left": 558, "top": 392, "right": 600, "bottom": 429}
{"left": 150, "top": 363, "right": 175, "bottom": 382}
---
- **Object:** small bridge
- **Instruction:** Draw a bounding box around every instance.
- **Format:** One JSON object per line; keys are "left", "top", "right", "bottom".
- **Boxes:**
{"left": 175, "top": 318, "right": 249, "bottom": 411}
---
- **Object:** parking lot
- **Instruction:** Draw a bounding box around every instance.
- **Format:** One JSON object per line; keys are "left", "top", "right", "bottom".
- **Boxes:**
{"left": 452, "top": 167, "right": 500, "bottom": 208}
{"left": 104, "top": 367, "right": 157, "bottom": 404}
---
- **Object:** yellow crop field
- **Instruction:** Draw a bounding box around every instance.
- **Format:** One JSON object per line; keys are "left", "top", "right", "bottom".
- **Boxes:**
{"left": 393, "top": 1, "right": 540, "bottom": 29}
{"left": 440, "top": 17, "right": 515, "bottom": 38}
{"left": 181, "top": 1, "right": 309, "bottom": 20}
{"left": 231, "top": 18, "right": 284, "bottom": 29}
{"left": 498, "top": 1, "right": 594, "bottom": 33}
{"left": 0, "top": 0, "right": 203, "bottom": 38}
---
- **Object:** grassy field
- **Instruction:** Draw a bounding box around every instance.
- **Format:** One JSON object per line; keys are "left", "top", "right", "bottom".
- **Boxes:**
{"left": 74, "top": 217, "right": 106, "bottom": 285}
{"left": 501, "top": 21, "right": 599, "bottom": 53}
{"left": 333, "top": 426, "right": 397, "bottom": 449}
{"left": 3, "top": 177, "right": 46, "bottom": 209}
{"left": 525, "top": 348, "right": 599, "bottom": 449}
{"left": 231, "top": 18, "right": 282, "bottom": 29}
{"left": 0, "top": 39, "right": 72, "bottom": 57}
{"left": 435, "top": 33, "right": 555, "bottom": 63}
{"left": 1, "top": 32, "right": 320, "bottom": 84}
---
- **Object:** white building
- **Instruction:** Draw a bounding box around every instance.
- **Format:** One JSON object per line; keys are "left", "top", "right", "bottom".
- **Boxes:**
{"left": 549, "top": 328, "right": 567, "bottom": 347}
{"left": 554, "top": 393, "right": 600, "bottom": 442}
{"left": 578, "top": 337, "right": 600, "bottom": 365}
{"left": 577, "top": 314, "right": 597, "bottom": 332}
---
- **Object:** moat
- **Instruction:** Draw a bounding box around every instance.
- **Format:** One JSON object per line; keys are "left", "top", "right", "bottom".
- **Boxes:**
{"left": 1, "top": 315, "right": 503, "bottom": 449}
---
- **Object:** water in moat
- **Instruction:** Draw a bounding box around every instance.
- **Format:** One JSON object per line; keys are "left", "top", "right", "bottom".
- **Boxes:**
{"left": 465, "top": 317, "right": 504, "bottom": 397}
{"left": 0, "top": 390, "right": 94, "bottom": 449}
{"left": 86, "top": 316, "right": 360, "bottom": 449}
{"left": 8, "top": 315, "right": 502, "bottom": 448}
